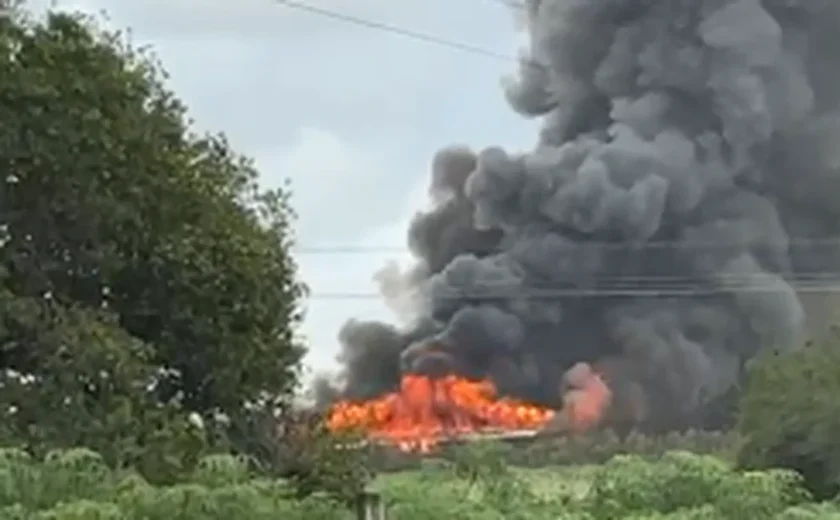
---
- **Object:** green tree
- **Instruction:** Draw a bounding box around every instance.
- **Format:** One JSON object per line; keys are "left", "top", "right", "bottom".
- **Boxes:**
{"left": 270, "top": 410, "right": 374, "bottom": 505}
{"left": 0, "top": 6, "right": 305, "bottom": 479}
{"left": 736, "top": 331, "right": 840, "bottom": 500}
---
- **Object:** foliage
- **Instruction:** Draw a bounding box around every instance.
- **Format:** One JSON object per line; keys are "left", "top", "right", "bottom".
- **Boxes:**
{"left": 0, "top": 446, "right": 830, "bottom": 519}
{"left": 585, "top": 451, "right": 810, "bottom": 519}
{"left": 0, "top": 447, "right": 352, "bottom": 519}
{"left": 366, "top": 429, "right": 739, "bottom": 473}
{"left": 736, "top": 334, "right": 840, "bottom": 499}
{"left": 382, "top": 448, "right": 821, "bottom": 520}
{"left": 270, "top": 410, "right": 376, "bottom": 504}
{"left": 0, "top": 6, "right": 305, "bottom": 479}
{"left": 447, "top": 442, "right": 552, "bottom": 519}
{"left": 208, "top": 405, "right": 375, "bottom": 504}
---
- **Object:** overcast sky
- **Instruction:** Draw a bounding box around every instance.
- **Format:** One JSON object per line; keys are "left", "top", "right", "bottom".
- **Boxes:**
{"left": 26, "top": 0, "right": 537, "bottom": 382}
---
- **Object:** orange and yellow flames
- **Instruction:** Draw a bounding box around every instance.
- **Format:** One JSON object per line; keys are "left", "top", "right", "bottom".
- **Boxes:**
{"left": 560, "top": 363, "right": 613, "bottom": 433}
{"left": 326, "top": 374, "right": 555, "bottom": 452}
{"left": 326, "top": 363, "right": 613, "bottom": 453}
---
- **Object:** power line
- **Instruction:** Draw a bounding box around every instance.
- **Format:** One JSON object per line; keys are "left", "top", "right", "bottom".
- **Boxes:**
{"left": 305, "top": 284, "right": 840, "bottom": 300}
{"left": 304, "top": 274, "right": 840, "bottom": 299}
{"left": 489, "top": 0, "right": 526, "bottom": 10}
{"left": 309, "top": 272, "right": 840, "bottom": 285}
{"left": 292, "top": 237, "right": 840, "bottom": 254}
{"left": 274, "top": 0, "right": 533, "bottom": 66}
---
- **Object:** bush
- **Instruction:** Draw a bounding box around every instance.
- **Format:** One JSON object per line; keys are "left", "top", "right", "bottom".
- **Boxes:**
{"left": 736, "top": 333, "right": 840, "bottom": 500}
{"left": 0, "top": 446, "right": 835, "bottom": 518}
{"left": 382, "top": 448, "right": 818, "bottom": 519}
{"left": 239, "top": 409, "right": 375, "bottom": 505}
{"left": 364, "top": 429, "right": 739, "bottom": 473}
{"left": 0, "top": 448, "right": 353, "bottom": 519}
{"left": 585, "top": 451, "right": 810, "bottom": 519}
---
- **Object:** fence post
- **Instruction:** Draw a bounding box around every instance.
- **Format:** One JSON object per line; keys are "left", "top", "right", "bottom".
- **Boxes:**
{"left": 355, "top": 490, "right": 386, "bottom": 520}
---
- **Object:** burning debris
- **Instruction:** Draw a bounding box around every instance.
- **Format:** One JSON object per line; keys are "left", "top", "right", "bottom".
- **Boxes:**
{"left": 552, "top": 362, "right": 613, "bottom": 434}
{"left": 322, "top": 0, "right": 840, "bottom": 449}
{"left": 327, "top": 373, "right": 555, "bottom": 452}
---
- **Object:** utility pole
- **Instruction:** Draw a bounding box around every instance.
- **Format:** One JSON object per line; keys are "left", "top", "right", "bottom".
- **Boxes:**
{"left": 355, "top": 490, "right": 387, "bottom": 520}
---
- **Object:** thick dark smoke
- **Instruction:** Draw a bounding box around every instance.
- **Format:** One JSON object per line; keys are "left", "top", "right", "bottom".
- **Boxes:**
{"left": 322, "top": 0, "right": 840, "bottom": 430}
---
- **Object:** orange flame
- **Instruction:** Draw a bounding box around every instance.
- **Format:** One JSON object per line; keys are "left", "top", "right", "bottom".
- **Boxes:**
{"left": 560, "top": 363, "right": 612, "bottom": 433}
{"left": 326, "top": 374, "right": 556, "bottom": 452}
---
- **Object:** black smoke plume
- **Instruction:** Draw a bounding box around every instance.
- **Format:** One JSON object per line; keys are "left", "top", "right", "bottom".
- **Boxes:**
{"left": 320, "top": 0, "right": 840, "bottom": 431}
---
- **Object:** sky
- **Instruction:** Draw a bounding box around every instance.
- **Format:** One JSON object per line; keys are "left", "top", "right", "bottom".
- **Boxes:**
{"left": 23, "top": 0, "right": 537, "bottom": 384}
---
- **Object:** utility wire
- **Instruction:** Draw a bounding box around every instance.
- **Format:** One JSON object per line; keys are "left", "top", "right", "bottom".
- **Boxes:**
{"left": 490, "top": 0, "right": 526, "bottom": 10}
{"left": 306, "top": 284, "right": 840, "bottom": 299}
{"left": 397, "top": 273, "right": 840, "bottom": 282}
{"left": 292, "top": 236, "right": 840, "bottom": 254}
{"left": 274, "top": 0, "right": 534, "bottom": 66}
{"left": 305, "top": 273, "right": 840, "bottom": 299}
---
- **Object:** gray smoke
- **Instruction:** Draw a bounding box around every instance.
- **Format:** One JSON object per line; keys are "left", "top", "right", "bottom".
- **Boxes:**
{"left": 324, "top": 0, "right": 840, "bottom": 430}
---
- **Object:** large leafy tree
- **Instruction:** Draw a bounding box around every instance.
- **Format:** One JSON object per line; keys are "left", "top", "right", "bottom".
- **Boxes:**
{"left": 736, "top": 331, "right": 840, "bottom": 500}
{"left": 0, "top": 6, "right": 306, "bottom": 477}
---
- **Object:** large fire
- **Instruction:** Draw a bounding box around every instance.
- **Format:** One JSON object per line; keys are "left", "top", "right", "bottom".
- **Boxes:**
{"left": 555, "top": 362, "right": 613, "bottom": 434}
{"left": 326, "top": 363, "right": 612, "bottom": 452}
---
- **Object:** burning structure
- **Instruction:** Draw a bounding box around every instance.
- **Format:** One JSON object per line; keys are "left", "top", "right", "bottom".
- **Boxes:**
{"left": 322, "top": 0, "right": 840, "bottom": 450}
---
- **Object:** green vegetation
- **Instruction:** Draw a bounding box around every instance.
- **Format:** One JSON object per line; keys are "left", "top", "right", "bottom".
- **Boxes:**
{"left": 366, "top": 429, "right": 738, "bottom": 472}
{"left": 0, "top": 5, "right": 303, "bottom": 484}
{"left": 736, "top": 332, "right": 840, "bottom": 500}
{"left": 0, "top": 446, "right": 838, "bottom": 519}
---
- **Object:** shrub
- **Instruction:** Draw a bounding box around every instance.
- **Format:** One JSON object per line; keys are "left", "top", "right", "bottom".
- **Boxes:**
{"left": 0, "top": 446, "right": 836, "bottom": 518}
{"left": 736, "top": 332, "right": 840, "bottom": 500}
{"left": 269, "top": 410, "right": 375, "bottom": 504}
{"left": 363, "top": 429, "right": 739, "bottom": 473}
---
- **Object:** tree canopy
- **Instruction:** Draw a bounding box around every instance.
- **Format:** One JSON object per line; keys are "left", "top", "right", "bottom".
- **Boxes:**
{"left": 736, "top": 329, "right": 840, "bottom": 500}
{"left": 0, "top": 7, "right": 306, "bottom": 478}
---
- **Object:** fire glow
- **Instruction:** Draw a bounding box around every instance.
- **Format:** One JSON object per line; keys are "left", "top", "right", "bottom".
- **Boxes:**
{"left": 326, "top": 363, "right": 613, "bottom": 452}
